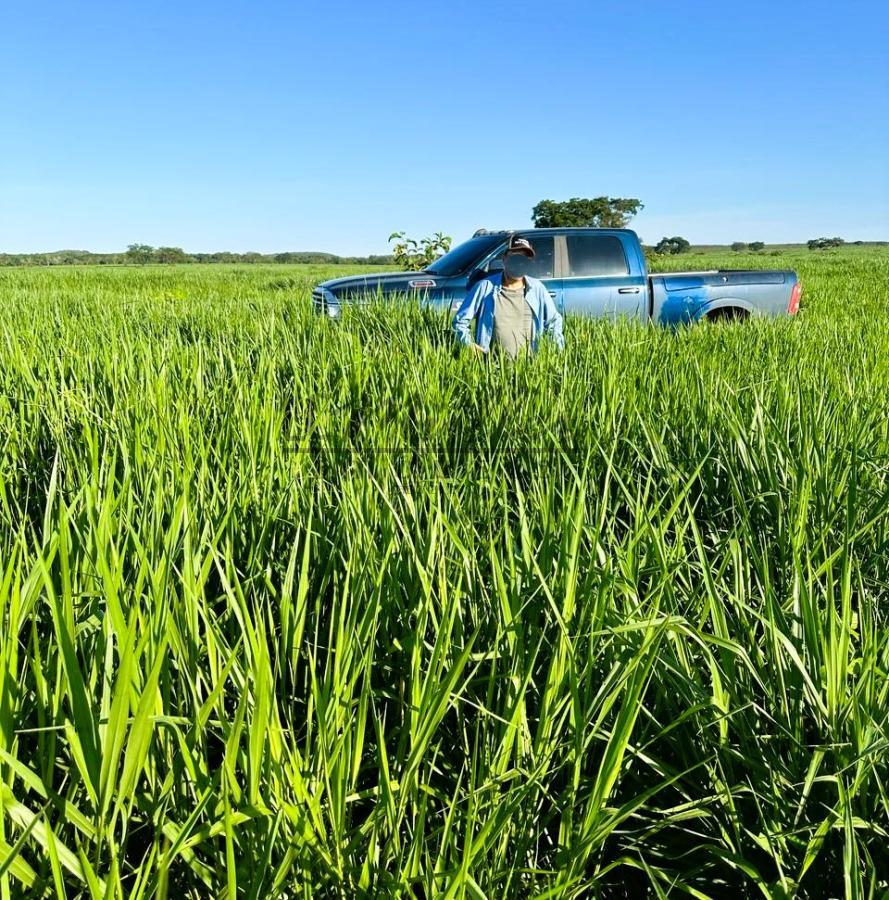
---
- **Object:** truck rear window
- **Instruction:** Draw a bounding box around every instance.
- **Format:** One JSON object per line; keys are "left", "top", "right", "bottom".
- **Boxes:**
{"left": 566, "top": 236, "right": 629, "bottom": 277}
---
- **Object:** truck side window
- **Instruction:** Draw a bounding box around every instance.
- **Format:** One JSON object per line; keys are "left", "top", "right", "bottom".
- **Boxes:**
{"left": 566, "top": 236, "right": 629, "bottom": 277}
{"left": 516, "top": 235, "right": 555, "bottom": 278}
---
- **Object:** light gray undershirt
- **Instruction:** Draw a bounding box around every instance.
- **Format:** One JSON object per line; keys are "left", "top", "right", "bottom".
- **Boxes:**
{"left": 491, "top": 280, "right": 532, "bottom": 357}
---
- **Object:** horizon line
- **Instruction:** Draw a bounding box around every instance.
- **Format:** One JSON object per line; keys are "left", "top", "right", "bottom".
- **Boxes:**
{"left": 3, "top": 238, "right": 888, "bottom": 258}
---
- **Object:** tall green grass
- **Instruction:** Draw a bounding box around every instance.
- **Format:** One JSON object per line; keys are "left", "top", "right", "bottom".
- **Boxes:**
{"left": 0, "top": 251, "right": 886, "bottom": 897}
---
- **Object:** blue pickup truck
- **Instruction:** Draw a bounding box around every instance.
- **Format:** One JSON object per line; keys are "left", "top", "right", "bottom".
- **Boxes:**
{"left": 312, "top": 228, "right": 802, "bottom": 324}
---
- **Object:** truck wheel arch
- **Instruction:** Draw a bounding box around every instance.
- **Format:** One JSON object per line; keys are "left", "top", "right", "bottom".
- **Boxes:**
{"left": 699, "top": 299, "right": 755, "bottom": 322}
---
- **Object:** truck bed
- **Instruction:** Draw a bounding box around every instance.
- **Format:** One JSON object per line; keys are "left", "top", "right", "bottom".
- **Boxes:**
{"left": 649, "top": 269, "right": 799, "bottom": 324}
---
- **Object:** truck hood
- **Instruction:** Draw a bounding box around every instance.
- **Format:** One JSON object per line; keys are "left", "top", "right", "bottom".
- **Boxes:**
{"left": 319, "top": 270, "right": 436, "bottom": 297}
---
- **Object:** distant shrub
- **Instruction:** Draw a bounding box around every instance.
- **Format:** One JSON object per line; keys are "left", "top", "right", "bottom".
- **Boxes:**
{"left": 642, "top": 246, "right": 661, "bottom": 267}
{"left": 808, "top": 237, "right": 845, "bottom": 251}
{"left": 654, "top": 236, "right": 691, "bottom": 255}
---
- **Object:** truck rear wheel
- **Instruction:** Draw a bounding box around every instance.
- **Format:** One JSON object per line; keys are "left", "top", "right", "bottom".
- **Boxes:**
{"left": 706, "top": 307, "right": 749, "bottom": 323}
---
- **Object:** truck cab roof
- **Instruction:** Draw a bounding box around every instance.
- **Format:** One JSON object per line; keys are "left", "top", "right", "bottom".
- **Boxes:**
{"left": 473, "top": 227, "right": 641, "bottom": 237}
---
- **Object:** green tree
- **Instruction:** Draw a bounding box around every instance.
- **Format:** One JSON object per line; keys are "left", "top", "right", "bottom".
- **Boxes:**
{"left": 126, "top": 243, "right": 155, "bottom": 265}
{"left": 531, "top": 197, "right": 643, "bottom": 228}
{"left": 807, "top": 237, "right": 845, "bottom": 250}
{"left": 731, "top": 242, "right": 748, "bottom": 252}
{"left": 654, "top": 236, "right": 691, "bottom": 255}
{"left": 388, "top": 231, "right": 452, "bottom": 272}
{"left": 154, "top": 246, "right": 190, "bottom": 264}
{"left": 749, "top": 241, "right": 766, "bottom": 252}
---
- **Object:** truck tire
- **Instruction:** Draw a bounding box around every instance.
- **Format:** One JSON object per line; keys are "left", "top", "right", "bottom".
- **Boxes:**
{"left": 706, "top": 307, "right": 749, "bottom": 323}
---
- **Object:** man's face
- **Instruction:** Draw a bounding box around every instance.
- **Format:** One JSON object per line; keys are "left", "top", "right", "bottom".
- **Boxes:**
{"left": 502, "top": 251, "right": 533, "bottom": 279}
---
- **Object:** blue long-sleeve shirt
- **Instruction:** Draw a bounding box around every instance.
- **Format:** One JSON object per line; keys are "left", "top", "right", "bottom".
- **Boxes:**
{"left": 451, "top": 272, "right": 565, "bottom": 352}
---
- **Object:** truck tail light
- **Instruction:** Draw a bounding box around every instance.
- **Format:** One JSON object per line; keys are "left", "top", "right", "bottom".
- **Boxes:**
{"left": 788, "top": 281, "right": 802, "bottom": 315}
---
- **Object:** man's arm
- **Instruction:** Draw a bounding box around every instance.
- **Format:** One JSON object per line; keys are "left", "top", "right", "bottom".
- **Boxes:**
{"left": 541, "top": 287, "right": 565, "bottom": 350}
{"left": 452, "top": 280, "right": 488, "bottom": 348}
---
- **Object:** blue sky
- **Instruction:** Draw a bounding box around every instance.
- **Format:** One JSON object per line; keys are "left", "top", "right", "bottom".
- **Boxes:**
{"left": 2, "top": 0, "right": 887, "bottom": 254}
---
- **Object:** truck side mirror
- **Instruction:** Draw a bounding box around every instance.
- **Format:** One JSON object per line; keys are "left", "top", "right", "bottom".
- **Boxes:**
{"left": 487, "top": 259, "right": 504, "bottom": 274}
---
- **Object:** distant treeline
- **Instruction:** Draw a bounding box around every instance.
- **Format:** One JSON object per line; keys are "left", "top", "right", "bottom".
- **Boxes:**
{"left": 0, "top": 246, "right": 396, "bottom": 267}
{"left": 3, "top": 240, "right": 887, "bottom": 268}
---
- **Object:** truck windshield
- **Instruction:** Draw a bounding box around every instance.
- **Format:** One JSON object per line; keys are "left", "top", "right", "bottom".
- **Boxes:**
{"left": 425, "top": 234, "right": 504, "bottom": 276}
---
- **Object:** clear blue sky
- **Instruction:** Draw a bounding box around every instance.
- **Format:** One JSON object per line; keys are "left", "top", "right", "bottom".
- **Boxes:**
{"left": 2, "top": 0, "right": 887, "bottom": 254}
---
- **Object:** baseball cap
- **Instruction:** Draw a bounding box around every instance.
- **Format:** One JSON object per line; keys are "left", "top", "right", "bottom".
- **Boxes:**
{"left": 505, "top": 234, "right": 535, "bottom": 258}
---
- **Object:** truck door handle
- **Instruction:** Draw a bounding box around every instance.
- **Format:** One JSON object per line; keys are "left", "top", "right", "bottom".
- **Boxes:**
{"left": 547, "top": 291, "right": 557, "bottom": 298}
{"left": 618, "top": 287, "right": 641, "bottom": 294}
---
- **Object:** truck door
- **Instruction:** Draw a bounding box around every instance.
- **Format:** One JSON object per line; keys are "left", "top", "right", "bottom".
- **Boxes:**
{"left": 560, "top": 234, "right": 645, "bottom": 319}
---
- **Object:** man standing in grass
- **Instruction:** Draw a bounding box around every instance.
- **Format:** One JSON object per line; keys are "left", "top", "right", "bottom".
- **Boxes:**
{"left": 452, "top": 234, "right": 564, "bottom": 356}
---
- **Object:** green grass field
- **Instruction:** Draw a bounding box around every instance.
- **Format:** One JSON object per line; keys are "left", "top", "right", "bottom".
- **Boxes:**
{"left": 0, "top": 248, "right": 886, "bottom": 897}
